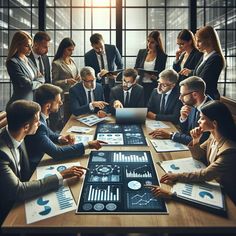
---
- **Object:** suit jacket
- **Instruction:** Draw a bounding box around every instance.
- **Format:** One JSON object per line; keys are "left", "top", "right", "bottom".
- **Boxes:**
{"left": 28, "top": 52, "right": 51, "bottom": 83}
{"left": 6, "top": 55, "right": 45, "bottom": 105}
{"left": 84, "top": 44, "right": 123, "bottom": 87}
{"left": 147, "top": 86, "right": 182, "bottom": 124}
{"left": 173, "top": 96, "right": 212, "bottom": 145}
{"left": 109, "top": 84, "right": 144, "bottom": 114}
{"left": 0, "top": 128, "right": 59, "bottom": 223}
{"left": 52, "top": 58, "right": 79, "bottom": 92}
{"left": 69, "top": 82, "right": 105, "bottom": 116}
{"left": 193, "top": 52, "right": 224, "bottom": 100}
{"left": 179, "top": 136, "right": 236, "bottom": 204}
{"left": 173, "top": 48, "right": 203, "bottom": 82}
{"left": 25, "top": 115, "right": 85, "bottom": 171}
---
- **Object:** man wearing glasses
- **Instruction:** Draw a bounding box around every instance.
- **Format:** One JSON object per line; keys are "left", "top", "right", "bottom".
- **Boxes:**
{"left": 147, "top": 69, "right": 182, "bottom": 124}
{"left": 69, "top": 66, "right": 108, "bottom": 117}
{"left": 150, "top": 76, "right": 211, "bottom": 145}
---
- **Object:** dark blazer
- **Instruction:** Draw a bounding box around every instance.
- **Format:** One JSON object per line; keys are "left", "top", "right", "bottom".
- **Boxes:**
{"left": 28, "top": 52, "right": 51, "bottom": 84}
{"left": 147, "top": 86, "right": 182, "bottom": 124}
{"left": 173, "top": 96, "right": 212, "bottom": 145}
{"left": 69, "top": 82, "right": 105, "bottom": 116}
{"left": 0, "top": 128, "right": 59, "bottom": 223}
{"left": 25, "top": 115, "right": 85, "bottom": 171}
{"left": 173, "top": 48, "right": 203, "bottom": 82}
{"left": 193, "top": 52, "right": 224, "bottom": 100}
{"left": 6, "top": 56, "right": 45, "bottom": 105}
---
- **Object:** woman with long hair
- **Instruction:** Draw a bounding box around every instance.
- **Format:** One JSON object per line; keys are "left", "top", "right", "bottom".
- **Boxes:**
{"left": 149, "top": 100, "right": 236, "bottom": 204}
{"left": 135, "top": 30, "right": 167, "bottom": 105}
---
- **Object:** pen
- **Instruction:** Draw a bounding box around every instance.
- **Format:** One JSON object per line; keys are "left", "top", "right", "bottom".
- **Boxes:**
{"left": 71, "top": 131, "right": 86, "bottom": 134}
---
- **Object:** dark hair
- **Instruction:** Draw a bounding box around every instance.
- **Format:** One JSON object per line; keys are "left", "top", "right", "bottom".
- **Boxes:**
{"left": 179, "top": 76, "right": 206, "bottom": 94}
{"left": 148, "top": 30, "right": 165, "bottom": 54}
{"left": 177, "top": 29, "right": 196, "bottom": 48}
{"left": 201, "top": 100, "right": 236, "bottom": 141}
{"left": 34, "top": 84, "right": 63, "bottom": 106}
{"left": 34, "top": 31, "right": 51, "bottom": 43}
{"left": 90, "top": 33, "right": 104, "bottom": 45}
{"left": 6, "top": 100, "right": 40, "bottom": 132}
{"left": 53, "top": 37, "right": 75, "bottom": 61}
{"left": 123, "top": 68, "right": 137, "bottom": 81}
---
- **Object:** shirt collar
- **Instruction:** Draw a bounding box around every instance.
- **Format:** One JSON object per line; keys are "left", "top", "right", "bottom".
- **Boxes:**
{"left": 32, "top": 49, "right": 41, "bottom": 59}
{"left": 196, "top": 95, "right": 208, "bottom": 110}
{"left": 41, "top": 112, "right": 49, "bottom": 123}
{"left": 123, "top": 87, "right": 133, "bottom": 94}
{"left": 6, "top": 126, "right": 23, "bottom": 149}
{"left": 83, "top": 83, "right": 94, "bottom": 93}
{"left": 203, "top": 50, "right": 216, "bottom": 61}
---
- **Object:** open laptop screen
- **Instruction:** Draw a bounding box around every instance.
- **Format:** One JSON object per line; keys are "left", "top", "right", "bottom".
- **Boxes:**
{"left": 115, "top": 108, "right": 147, "bottom": 124}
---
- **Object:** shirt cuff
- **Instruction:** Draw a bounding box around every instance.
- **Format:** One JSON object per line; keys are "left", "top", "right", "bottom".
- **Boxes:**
{"left": 171, "top": 132, "right": 176, "bottom": 140}
{"left": 97, "top": 73, "right": 102, "bottom": 80}
{"left": 83, "top": 142, "right": 89, "bottom": 149}
{"left": 55, "top": 172, "right": 63, "bottom": 186}
{"left": 179, "top": 117, "right": 187, "bottom": 123}
{"left": 89, "top": 102, "right": 94, "bottom": 111}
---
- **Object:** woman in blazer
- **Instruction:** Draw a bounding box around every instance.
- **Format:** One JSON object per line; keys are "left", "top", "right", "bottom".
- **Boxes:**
{"left": 148, "top": 101, "right": 236, "bottom": 204}
{"left": 180, "top": 26, "right": 225, "bottom": 100}
{"left": 6, "top": 31, "right": 45, "bottom": 106}
{"left": 135, "top": 30, "right": 167, "bottom": 105}
{"left": 52, "top": 37, "right": 80, "bottom": 93}
{"left": 173, "top": 29, "right": 202, "bottom": 82}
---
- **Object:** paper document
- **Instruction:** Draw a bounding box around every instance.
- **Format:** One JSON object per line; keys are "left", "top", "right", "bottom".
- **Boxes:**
{"left": 150, "top": 139, "right": 189, "bottom": 152}
{"left": 75, "top": 134, "right": 94, "bottom": 145}
{"left": 67, "top": 126, "right": 92, "bottom": 133}
{"left": 77, "top": 114, "right": 109, "bottom": 126}
{"left": 146, "top": 120, "right": 170, "bottom": 130}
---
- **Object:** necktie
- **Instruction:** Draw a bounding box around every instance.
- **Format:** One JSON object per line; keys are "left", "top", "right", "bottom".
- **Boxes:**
{"left": 194, "top": 109, "right": 199, "bottom": 125}
{"left": 124, "top": 91, "right": 130, "bottom": 107}
{"left": 100, "top": 54, "right": 105, "bottom": 70}
{"left": 160, "top": 94, "right": 166, "bottom": 113}
{"left": 38, "top": 56, "right": 44, "bottom": 75}
{"left": 88, "top": 90, "right": 92, "bottom": 103}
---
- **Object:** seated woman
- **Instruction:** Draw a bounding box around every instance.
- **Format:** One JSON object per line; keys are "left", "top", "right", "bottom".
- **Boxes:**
{"left": 149, "top": 100, "right": 236, "bottom": 204}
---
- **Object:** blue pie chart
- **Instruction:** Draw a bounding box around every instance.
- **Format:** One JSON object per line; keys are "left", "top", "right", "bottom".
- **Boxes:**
{"left": 170, "top": 164, "right": 180, "bottom": 170}
{"left": 199, "top": 191, "right": 214, "bottom": 199}
{"left": 37, "top": 197, "right": 49, "bottom": 206}
{"left": 39, "top": 206, "right": 51, "bottom": 216}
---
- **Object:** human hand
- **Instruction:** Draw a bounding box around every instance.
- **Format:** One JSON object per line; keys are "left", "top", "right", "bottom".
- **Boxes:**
{"left": 144, "top": 185, "right": 173, "bottom": 198}
{"left": 147, "top": 111, "right": 156, "bottom": 120}
{"left": 88, "top": 140, "right": 108, "bottom": 150}
{"left": 66, "top": 78, "right": 77, "bottom": 85}
{"left": 190, "top": 127, "right": 203, "bottom": 145}
{"left": 160, "top": 173, "right": 178, "bottom": 184}
{"left": 176, "top": 49, "right": 183, "bottom": 60}
{"left": 179, "top": 68, "right": 192, "bottom": 76}
{"left": 113, "top": 100, "right": 123, "bottom": 109}
{"left": 92, "top": 101, "right": 109, "bottom": 109}
{"left": 99, "top": 69, "right": 109, "bottom": 77}
{"left": 149, "top": 128, "right": 172, "bottom": 139}
{"left": 180, "top": 105, "right": 192, "bottom": 120}
{"left": 60, "top": 166, "right": 89, "bottom": 179}
{"left": 97, "top": 110, "right": 107, "bottom": 118}
{"left": 59, "top": 134, "right": 75, "bottom": 145}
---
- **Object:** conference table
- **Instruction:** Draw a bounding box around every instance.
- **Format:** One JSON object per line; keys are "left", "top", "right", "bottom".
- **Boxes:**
{"left": 2, "top": 115, "right": 236, "bottom": 235}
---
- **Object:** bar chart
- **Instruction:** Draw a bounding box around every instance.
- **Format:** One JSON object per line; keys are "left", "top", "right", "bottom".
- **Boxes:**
{"left": 112, "top": 152, "right": 148, "bottom": 163}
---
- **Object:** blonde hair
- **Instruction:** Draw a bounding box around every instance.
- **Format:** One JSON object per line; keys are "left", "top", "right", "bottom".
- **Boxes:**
{"left": 6, "top": 31, "right": 32, "bottom": 62}
{"left": 195, "top": 26, "right": 226, "bottom": 68}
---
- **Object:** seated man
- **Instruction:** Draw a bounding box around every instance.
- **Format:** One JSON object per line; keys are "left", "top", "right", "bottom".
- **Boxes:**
{"left": 25, "top": 84, "right": 106, "bottom": 172}
{"left": 69, "top": 66, "right": 108, "bottom": 117}
{"left": 109, "top": 68, "right": 144, "bottom": 114}
{"left": 0, "top": 100, "right": 87, "bottom": 224}
{"left": 150, "top": 76, "right": 211, "bottom": 145}
{"left": 147, "top": 68, "right": 182, "bottom": 124}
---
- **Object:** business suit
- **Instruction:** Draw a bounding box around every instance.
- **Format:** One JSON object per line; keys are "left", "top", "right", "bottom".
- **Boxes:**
{"left": 135, "top": 49, "right": 167, "bottom": 104}
{"left": 178, "top": 136, "right": 236, "bottom": 204}
{"left": 28, "top": 52, "right": 51, "bottom": 83}
{"left": 173, "top": 48, "right": 203, "bottom": 82}
{"left": 52, "top": 58, "right": 79, "bottom": 93}
{"left": 0, "top": 128, "right": 59, "bottom": 223}
{"left": 147, "top": 86, "right": 182, "bottom": 124}
{"left": 173, "top": 96, "right": 212, "bottom": 145}
{"left": 25, "top": 115, "right": 85, "bottom": 172}
{"left": 69, "top": 82, "right": 105, "bottom": 116}
{"left": 6, "top": 56, "right": 45, "bottom": 105}
{"left": 193, "top": 52, "right": 224, "bottom": 100}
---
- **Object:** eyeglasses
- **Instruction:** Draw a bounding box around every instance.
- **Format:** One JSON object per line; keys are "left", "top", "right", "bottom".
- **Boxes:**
{"left": 83, "top": 79, "right": 94, "bottom": 84}
{"left": 157, "top": 82, "right": 174, "bottom": 88}
{"left": 179, "top": 91, "right": 197, "bottom": 98}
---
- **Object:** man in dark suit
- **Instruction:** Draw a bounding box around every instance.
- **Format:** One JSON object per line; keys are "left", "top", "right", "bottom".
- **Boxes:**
{"left": 25, "top": 84, "right": 106, "bottom": 172}
{"left": 147, "top": 69, "right": 182, "bottom": 124}
{"left": 84, "top": 33, "right": 123, "bottom": 102}
{"left": 109, "top": 68, "right": 144, "bottom": 114}
{"left": 28, "top": 31, "right": 51, "bottom": 84}
{"left": 150, "top": 76, "right": 211, "bottom": 145}
{"left": 0, "top": 100, "right": 87, "bottom": 224}
{"left": 69, "top": 66, "right": 109, "bottom": 117}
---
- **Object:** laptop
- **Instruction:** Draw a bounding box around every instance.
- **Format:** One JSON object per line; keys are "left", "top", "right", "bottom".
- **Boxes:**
{"left": 116, "top": 108, "right": 147, "bottom": 124}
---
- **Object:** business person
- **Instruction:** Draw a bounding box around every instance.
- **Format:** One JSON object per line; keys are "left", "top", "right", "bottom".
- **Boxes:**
{"left": 69, "top": 66, "right": 108, "bottom": 117}
{"left": 148, "top": 101, "right": 236, "bottom": 205}
{"left": 84, "top": 33, "right": 123, "bottom": 102}
{"left": 28, "top": 31, "right": 51, "bottom": 84}
{"left": 6, "top": 31, "right": 45, "bottom": 106}
{"left": 135, "top": 30, "right": 167, "bottom": 105}
{"left": 147, "top": 69, "right": 182, "bottom": 124}
{"left": 0, "top": 100, "right": 87, "bottom": 224}
{"left": 179, "top": 26, "right": 225, "bottom": 100}
{"left": 150, "top": 76, "right": 211, "bottom": 145}
{"left": 25, "top": 84, "right": 106, "bottom": 172}
{"left": 109, "top": 68, "right": 144, "bottom": 114}
{"left": 173, "top": 29, "right": 203, "bottom": 82}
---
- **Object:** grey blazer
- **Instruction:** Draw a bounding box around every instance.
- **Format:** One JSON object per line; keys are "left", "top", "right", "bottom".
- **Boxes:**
{"left": 0, "top": 128, "right": 59, "bottom": 223}
{"left": 52, "top": 58, "right": 79, "bottom": 92}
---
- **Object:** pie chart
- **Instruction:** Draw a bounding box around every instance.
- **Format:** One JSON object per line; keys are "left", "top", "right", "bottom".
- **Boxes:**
{"left": 39, "top": 206, "right": 51, "bottom": 216}
{"left": 199, "top": 191, "right": 214, "bottom": 199}
{"left": 170, "top": 164, "right": 180, "bottom": 170}
{"left": 37, "top": 197, "right": 49, "bottom": 206}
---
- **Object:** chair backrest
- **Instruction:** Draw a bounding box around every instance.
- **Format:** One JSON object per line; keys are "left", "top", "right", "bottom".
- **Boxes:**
{"left": 220, "top": 96, "right": 236, "bottom": 124}
{"left": 0, "top": 111, "right": 7, "bottom": 130}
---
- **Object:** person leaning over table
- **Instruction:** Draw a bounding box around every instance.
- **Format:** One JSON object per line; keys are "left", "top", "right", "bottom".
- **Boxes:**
{"left": 0, "top": 100, "right": 88, "bottom": 225}
{"left": 147, "top": 68, "right": 182, "bottom": 124}
{"left": 25, "top": 84, "right": 107, "bottom": 173}
{"left": 147, "top": 100, "right": 236, "bottom": 205}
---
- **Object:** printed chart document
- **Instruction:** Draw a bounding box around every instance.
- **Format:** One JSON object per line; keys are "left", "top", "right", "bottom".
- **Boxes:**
{"left": 67, "top": 126, "right": 92, "bottom": 134}
{"left": 77, "top": 114, "right": 109, "bottom": 126}
{"left": 136, "top": 68, "right": 159, "bottom": 77}
{"left": 75, "top": 134, "right": 94, "bottom": 145}
{"left": 150, "top": 139, "right": 189, "bottom": 152}
{"left": 146, "top": 120, "right": 170, "bottom": 130}
{"left": 25, "top": 162, "right": 79, "bottom": 224}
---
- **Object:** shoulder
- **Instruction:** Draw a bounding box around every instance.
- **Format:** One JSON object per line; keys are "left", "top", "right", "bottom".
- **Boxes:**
{"left": 111, "top": 84, "right": 122, "bottom": 92}
{"left": 85, "top": 49, "right": 94, "bottom": 57}
{"left": 219, "top": 139, "right": 236, "bottom": 155}
{"left": 134, "top": 83, "right": 144, "bottom": 91}
{"left": 95, "top": 83, "right": 103, "bottom": 91}
{"left": 52, "top": 59, "right": 62, "bottom": 66}
{"left": 70, "top": 82, "right": 83, "bottom": 92}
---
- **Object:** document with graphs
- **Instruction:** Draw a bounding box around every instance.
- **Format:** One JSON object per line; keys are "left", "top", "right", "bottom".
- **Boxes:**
{"left": 150, "top": 139, "right": 189, "bottom": 152}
